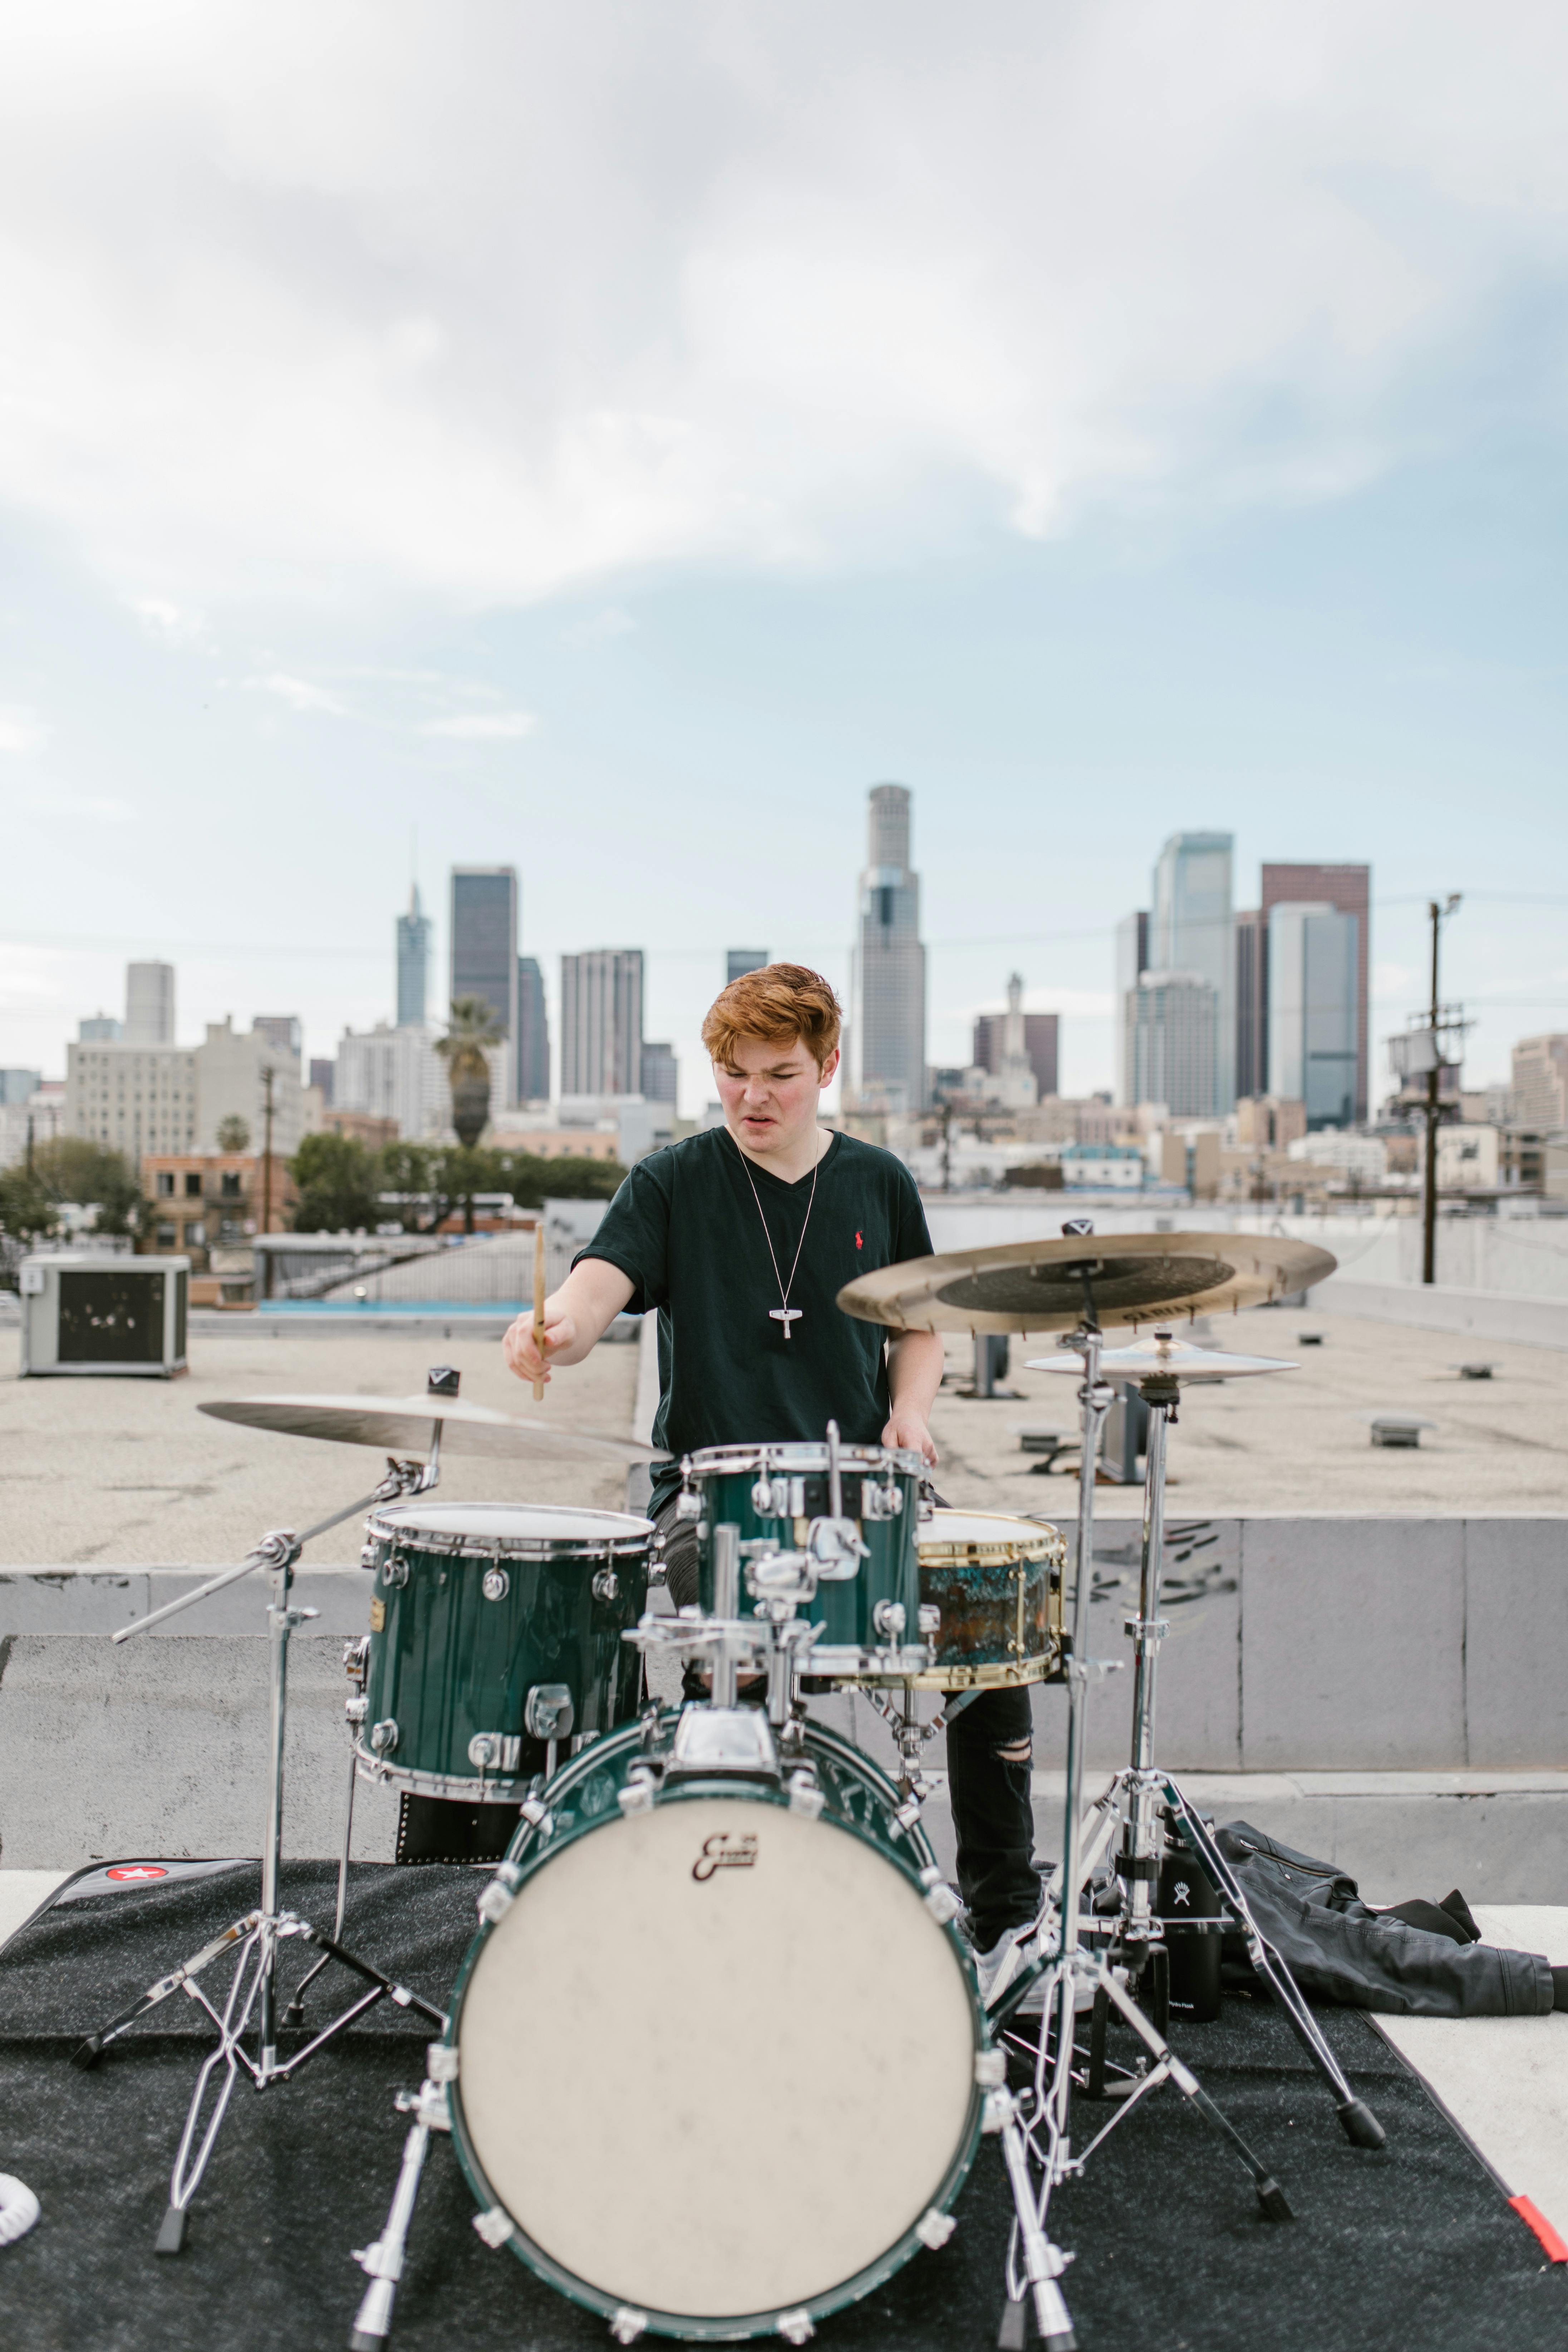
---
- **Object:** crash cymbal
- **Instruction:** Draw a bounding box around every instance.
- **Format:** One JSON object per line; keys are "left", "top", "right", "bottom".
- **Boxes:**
{"left": 200, "top": 1393, "right": 661, "bottom": 1462}
{"left": 836, "top": 1230, "right": 1336, "bottom": 1336}
{"left": 1027, "top": 1329, "right": 1294, "bottom": 1383}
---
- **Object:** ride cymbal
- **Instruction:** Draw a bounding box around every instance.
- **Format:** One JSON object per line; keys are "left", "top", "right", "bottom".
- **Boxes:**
{"left": 200, "top": 1393, "right": 661, "bottom": 1462}
{"left": 836, "top": 1230, "right": 1336, "bottom": 1335}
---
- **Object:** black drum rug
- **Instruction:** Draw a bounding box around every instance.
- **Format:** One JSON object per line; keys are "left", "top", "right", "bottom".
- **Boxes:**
{"left": 1, "top": 1862, "right": 1564, "bottom": 2352}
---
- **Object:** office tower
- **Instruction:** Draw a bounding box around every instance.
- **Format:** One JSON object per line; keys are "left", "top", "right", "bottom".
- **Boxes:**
{"left": 78, "top": 1013, "right": 122, "bottom": 1042}
{"left": 1124, "top": 974, "right": 1218, "bottom": 1119}
{"left": 517, "top": 956, "right": 551, "bottom": 1103}
{"left": 1151, "top": 834, "right": 1233, "bottom": 1111}
{"left": 450, "top": 867, "right": 519, "bottom": 1104}
{"left": 334, "top": 1023, "right": 448, "bottom": 1139}
{"left": 397, "top": 884, "right": 432, "bottom": 1027}
{"left": 1267, "top": 903, "right": 1359, "bottom": 1129}
{"left": 253, "top": 1016, "right": 302, "bottom": 1056}
{"left": 1510, "top": 1035, "right": 1568, "bottom": 1131}
{"left": 1114, "top": 912, "right": 1150, "bottom": 1105}
{"left": 66, "top": 1039, "right": 197, "bottom": 1159}
{"left": 1262, "top": 864, "right": 1370, "bottom": 1121}
{"left": 727, "top": 950, "right": 768, "bottom": 985}
{"left": 124, "top": 961, "right": 175, "bottom": 1047}
{"left": 560, "top": 951, "right": 644, "bottom": 1096}
{"left": 973, "top": 1004, "right": 1059, "bottom": 1098}
{"left": 309, "top": 1057, "right": 336, "bottom": 1107}
{"left": 196, "top": 1018, "right": 307, "bottom": 1157}
{"left": 1235, "top": 910, "right": 1267, "bottom": 1101}
{"left": 641, "top": 1041, "right": 678, "bottom": 1106}
{"left": 0, "top": 1070, "right": 41, "bottom": 1105}
{"left": 846, "top": 783, "right": 926, "bottom": 1114}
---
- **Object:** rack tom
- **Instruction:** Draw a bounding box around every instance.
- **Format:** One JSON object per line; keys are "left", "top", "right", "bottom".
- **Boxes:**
{"left": 354, "top": 1503, "right": 652, "bottom": 1801}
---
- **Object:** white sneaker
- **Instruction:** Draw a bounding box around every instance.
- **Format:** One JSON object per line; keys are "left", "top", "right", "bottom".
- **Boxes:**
{"left": 973, "top": 1904, "right": 1048, "bottom": 2011}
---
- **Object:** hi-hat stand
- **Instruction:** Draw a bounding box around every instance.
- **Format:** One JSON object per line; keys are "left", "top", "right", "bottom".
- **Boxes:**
{"left": 76, "top": 1389, "right": 459, "bottom": 2254}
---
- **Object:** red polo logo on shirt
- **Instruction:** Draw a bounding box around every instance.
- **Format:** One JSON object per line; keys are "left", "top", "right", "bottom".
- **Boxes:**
{"left": 855, "top": 1230, "right": 863, "bottom": 1249}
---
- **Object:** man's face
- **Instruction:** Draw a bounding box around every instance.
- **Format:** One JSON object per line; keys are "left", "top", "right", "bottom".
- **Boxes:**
{"left": 714, "top": 1032, "right": 839, "bottom": 1157}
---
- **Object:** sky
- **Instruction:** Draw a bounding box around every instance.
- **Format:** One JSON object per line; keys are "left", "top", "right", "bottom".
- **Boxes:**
{"left": 1, "top": 1, "right": 1566, "bottom": 1115}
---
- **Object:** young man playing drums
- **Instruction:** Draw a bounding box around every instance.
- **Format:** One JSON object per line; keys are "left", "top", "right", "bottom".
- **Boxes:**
{"left": 503, "top": 962, "right": 1044, "bottom": 2001}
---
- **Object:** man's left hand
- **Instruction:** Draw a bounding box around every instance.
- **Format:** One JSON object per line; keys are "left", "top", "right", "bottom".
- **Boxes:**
{"left": 882, "top": 1407, "right": 938, "bottom": 1467}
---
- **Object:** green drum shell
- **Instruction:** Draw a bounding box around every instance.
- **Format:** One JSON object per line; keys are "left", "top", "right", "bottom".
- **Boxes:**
{"left": 686, "top": 1444, "right": 923, "bottom": 1658}
{"left": 359, "top": 1507, "right": 650, "bottom": 1799}
{"left": 443, "top": 1715, "right": 987, "bottom": 2341}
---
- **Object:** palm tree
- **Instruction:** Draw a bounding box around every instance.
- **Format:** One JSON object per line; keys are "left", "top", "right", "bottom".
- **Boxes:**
{"left": 437, "top": 996, "right": 505, "bottom": 1150}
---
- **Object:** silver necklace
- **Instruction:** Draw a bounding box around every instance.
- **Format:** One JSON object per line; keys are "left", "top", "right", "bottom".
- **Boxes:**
{"left": 738, "top": 1144, "right": 820, "bottom": 1340}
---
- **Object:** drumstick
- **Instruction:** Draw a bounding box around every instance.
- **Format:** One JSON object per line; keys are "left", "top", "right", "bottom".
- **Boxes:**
{"left": 531, "top": 1221, "right": 547, "bottom": 1401}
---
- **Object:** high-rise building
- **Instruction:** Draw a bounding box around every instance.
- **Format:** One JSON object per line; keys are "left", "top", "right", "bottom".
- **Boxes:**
{"left": 254, "top": 1016, "right": 302, "bottom": 1056}
{"left": 397, "top": 884, "right": 432, "bottom": 1027}
{"left": 125, "top": 961, "right": 175, "bottom": 1047}
{"left": 335, "top": 1022, "right": 448, "bottom": 1140}
{"left": 78, "top": 1013, "right": 122, "bottom": 1042}
{"left": 560, "top": 951, "right": 644, "bottom": 1097}
{"left": 1114, "top": 912, "right": 1150, "bottom": 1105}
{"left": 726, "top": 950, "right": 768, "bottom": 985}
{"left": 0, "top": 1070, "right": 41, "bottom": 1105}
{"left": 846, "top": 784, "right": 926, "bottom": 1114}
{"left": 309, "top": 1057, "right": 336, "bottom": 1106}
{"left": 973, "top": 1005, "right": 1058, "bottom": 1099}
{"left": 1150, "top": 834, "right": 1233, "bottom": 1111}
{"left": 1124, "top": 974, "right": 1218, "bottom": 1118}
{"left": 1266, "top": 904, "right": 1360, "bottom": 1130}
{"left": 516, "top": 956, "right": 550, "bottom": 1103}
{"left": 450, "top": 868, "right": 519, "bottom": 1104}
{"left": 1235, "top": 910, "right": 1267, "bottom": 1103}
{"left": 195, "top": 1018, "right": 308, "bottom": 1157}
{"left": 641, "top": 1041, "right": 678, "bottom": 1106}
{"left": 1261, "top": 864, "right": 1370, "bottom": 1121}
{"left": 67, "top": 1040, "right": 198, "bottom": 1160}
{"left": 1512, "top": 1035, "right": 1568, "bottom": 1132}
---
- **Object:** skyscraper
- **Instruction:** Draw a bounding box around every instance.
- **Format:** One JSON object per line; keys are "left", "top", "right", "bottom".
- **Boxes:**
{"left": 1267, "top": 903, "right": 1359, "bottom": 1129}
{"left": 1234, "top": 909, "right": 1267, "bottom": 1101}
{"left": 560, "top": 951, "right": 644, "bottom": 1097}
{"left": 125, "top": 961, "right": 175, "bottom": 1047}
{"left": 846, "top": 784, "right": 926, "bottom": 1114}
{"left": 640, "top": 1041, "right": 678, "bottom": 1105}
{"left": 1261, "top": 864, "right": 1370, "bottom": 1122}
{"left": 450, "top": 868, "right": 518, "bottom": 1105}
{"left": 516, "top": 956, "right": 550, "bottom": 1102}
{"left": 1113, "top": 912, "right": 1149, "bottom": 1105}
{"left": 726, "top": 949, "right": 768, "bottom": 985}
{"left": 1124, "top": 974, "right": 1218, "bottom": 1118}
{"left": 973, "top": 1006, "right": 1059, "bottom": 1098}
{"left": 397, "top": 884, "right": 432, "bottom": 1027}
{"left": 1150, "top": 834, "right": 1234, "bottom": 1112}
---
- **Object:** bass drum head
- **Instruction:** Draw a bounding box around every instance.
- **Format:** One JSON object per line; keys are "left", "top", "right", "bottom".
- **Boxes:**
{"left": 454, "top": 1793, "right": 977, "bottom": 2329}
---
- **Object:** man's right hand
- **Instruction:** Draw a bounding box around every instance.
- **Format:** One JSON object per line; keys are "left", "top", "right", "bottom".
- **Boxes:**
{"left": 503, "top": 1307, "right": 575, "bottom": 1387}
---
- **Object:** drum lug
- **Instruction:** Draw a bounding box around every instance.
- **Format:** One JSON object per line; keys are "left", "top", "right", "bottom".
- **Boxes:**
{"left": 873, "top": 1600, "right": 906, "bottom": 1641}
{"left": 382, "top": 1556, "right": 409, "bottom": 1589}
{"left": 472, "top": 2206, "right": 513, "bottom": 2249}
{"left": 481, "top": 1567, "right": 510, "bottom": 1602}
{"left": 358, "top": 1541, "right": 379, "bottom": 1571}
{"left": 591, "top": 1567, "right": 619, "bottom": 1603}
{"left": 369, "top": 1718, "right": 399, "bottom": 1756}
{"left": 426, "top": 2042, "right": 459, "bottom": 2084}
{"left": 923, "top": 1879, "right": 963, "bottom": 1926}
{"left": 468, "top": 1733, "right": 522, "bottom": 1773}
{"left": 617, "top": 1766, "right": 659, "bottom": 1816}
{"left": 974, "top": 2047, "right": 1007, "bottom": 2089}
{"left": 525, "top": 1684, "right": 575, "bottom": 1742}
{"left": 609, "top": 2309, "right": 649, "bottom": 2345}
{"left": 916, "top": 2207, "right": 958, "bottom": 2250}
{"left": 477, "top": 1861, "right": 521, "bottom": 1926}
{"left": 917, "top": 1604, "right": 942, "bottom": 1637}
{"left": 787, "top": 1769, "right": 825, "bottom": 1820}
{"left": 777, "top": 2311, "right": 815, "bottom": 2346}
{"left": 345, "top": 1697, "right": 367, "bottom": 1725}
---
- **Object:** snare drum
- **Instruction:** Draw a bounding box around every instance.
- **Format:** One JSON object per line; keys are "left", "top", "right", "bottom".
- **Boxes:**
{"left": 838, "top": 1509, "right": 1066, "bottom": 1689}
{"left": 681, "top": 1440, "right": 926, "bottom": 1674}
{"left": 445, "top": 1712, "right": 986, "bottom": 2337}
{"left": 355, "top": 1503, "right": 652, "bottom": 1801}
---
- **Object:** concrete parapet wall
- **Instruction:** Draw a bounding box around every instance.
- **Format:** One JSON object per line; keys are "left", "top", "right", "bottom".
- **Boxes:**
{"left": 1314, "top": 1279, "right": 1568, "bottom": 1352}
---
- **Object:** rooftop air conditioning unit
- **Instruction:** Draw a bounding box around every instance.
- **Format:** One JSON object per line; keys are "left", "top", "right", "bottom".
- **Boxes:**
{"left": 18, "top": 1252, "right": 189, "bottom": 1378}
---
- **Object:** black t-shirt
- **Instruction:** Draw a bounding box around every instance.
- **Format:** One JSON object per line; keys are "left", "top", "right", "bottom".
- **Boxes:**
{"left": 576, "top": 1126, "right": 933, "bottom": 1517}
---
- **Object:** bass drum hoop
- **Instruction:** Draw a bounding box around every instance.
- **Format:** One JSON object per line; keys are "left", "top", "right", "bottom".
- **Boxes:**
{"left": 442, "top": 1718, "right": 985, "bottom": 2340}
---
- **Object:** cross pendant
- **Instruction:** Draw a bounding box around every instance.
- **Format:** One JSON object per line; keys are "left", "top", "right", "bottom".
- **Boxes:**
{"left": 769, "top": 1307, "right": 803, "bottom": 1339}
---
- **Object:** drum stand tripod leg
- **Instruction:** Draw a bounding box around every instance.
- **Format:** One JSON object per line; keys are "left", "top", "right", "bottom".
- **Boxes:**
{"left": 287, "top": 1743, "right": 359, "bottom": 2026}
{"left": 993, "top": 2086, "right": 1076, "bottom": 2350}
{"left": 348, "top": 2073, "right": 450, "bottom": 2350}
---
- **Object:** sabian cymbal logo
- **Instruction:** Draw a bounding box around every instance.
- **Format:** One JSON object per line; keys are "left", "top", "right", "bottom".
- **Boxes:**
{"left": 692, "top": 1832, "right": 759, "bottom": 1882}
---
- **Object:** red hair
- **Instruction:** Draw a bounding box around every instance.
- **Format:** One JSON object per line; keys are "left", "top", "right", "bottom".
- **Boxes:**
{"left": 701, "top": 963, "right": 842, "bottom": 1071}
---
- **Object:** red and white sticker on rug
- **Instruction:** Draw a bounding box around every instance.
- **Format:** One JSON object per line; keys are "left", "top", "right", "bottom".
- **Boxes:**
{"left": 106, "top": 1865, "right": 169, "bottom": 1882}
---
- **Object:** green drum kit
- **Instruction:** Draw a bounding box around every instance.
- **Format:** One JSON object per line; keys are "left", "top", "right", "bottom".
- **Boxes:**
{"left": 88, "top": 1222, "right": 1392, "bottom": 2352}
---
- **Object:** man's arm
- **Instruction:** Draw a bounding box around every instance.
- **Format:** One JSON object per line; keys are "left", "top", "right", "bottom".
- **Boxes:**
{"left": 502, "top": 1258, "right": 634, "bottom": 1387}
{"left": 882, "top": 1328, "right": 943, "bottom": 1466}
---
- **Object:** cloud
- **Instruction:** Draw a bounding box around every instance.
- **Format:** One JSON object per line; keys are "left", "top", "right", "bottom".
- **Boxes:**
{"left": 562, "top": 606, "right": 638, "bottom": 647}
{"left": 0, "top": 705, "right": 50, "bottom": 754}
{"left": 129, "top": 596, "right": 205, "bottom": 646}
{"left": 246, "top": 672, "right": 349, "bottom": 715}
{"left": 0, "top": 5, "right": 1564, "bottom": 607}
{"left": 418, "top": 711, "right": 536, "bottom": 740}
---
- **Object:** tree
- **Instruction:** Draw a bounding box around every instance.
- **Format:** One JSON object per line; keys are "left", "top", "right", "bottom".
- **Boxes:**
{"left": 30, "top": 1138, "right": 144, "bottom": 1236}
{"left": 216, "top": 1114, "right": 251, "bottom": 1152}
{"left": 436, "top": 997, "right": 505, "bottom": 1153}
{"left": 289, "top": 1132, "right": 380, "bottom": 1233}
{"left": 492, "top": 1151, "right": 624, "bottom": 1206}
{"left": 0, "top": 1164, "right": 58, "bottom": 1243}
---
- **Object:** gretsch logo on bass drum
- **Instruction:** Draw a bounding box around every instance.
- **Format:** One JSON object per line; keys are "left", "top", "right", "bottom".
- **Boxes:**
{"left": 692, "top": 1832, "right": 759, "bottom": 1882}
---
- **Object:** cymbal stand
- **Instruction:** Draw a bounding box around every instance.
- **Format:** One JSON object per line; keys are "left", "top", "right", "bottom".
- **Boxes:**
{"left": 989, "top": 1316, "right": 1303, "bottom": 2352}
{"left": 76, "top": 1445, "right": 450, "bottom": 2254}
{"left": 1044, "top": 1370, "right": 1386, "bottom": 2148}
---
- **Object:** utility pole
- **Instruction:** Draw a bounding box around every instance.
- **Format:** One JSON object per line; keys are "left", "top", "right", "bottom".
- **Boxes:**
{"left": 1421, "top": 897, "right": 1461, "bottom": 1286}
{"left": 261, "top": 1066, "right": 276, "bottom": 1301}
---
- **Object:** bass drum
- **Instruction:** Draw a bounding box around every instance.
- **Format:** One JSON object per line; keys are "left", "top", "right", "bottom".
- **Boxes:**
{"left": 445, "top": 1716, "right": 986, "bottom": 2340}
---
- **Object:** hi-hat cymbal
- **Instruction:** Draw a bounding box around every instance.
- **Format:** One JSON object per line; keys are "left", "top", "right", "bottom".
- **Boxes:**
{"left": 1027, "top": 1331, "right": 1294, "bottom": 1383}
{"left": 200, "top": 1393, "right": 661, "bottom": 1463}
{"left": 837, "top": 1230, "right": 1336, "bottom": 1335}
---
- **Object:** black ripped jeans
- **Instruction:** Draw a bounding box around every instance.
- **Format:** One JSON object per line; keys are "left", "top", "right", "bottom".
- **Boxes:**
{"left": 655, "top": 1499, "right": 1042, "bottom": 1950}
